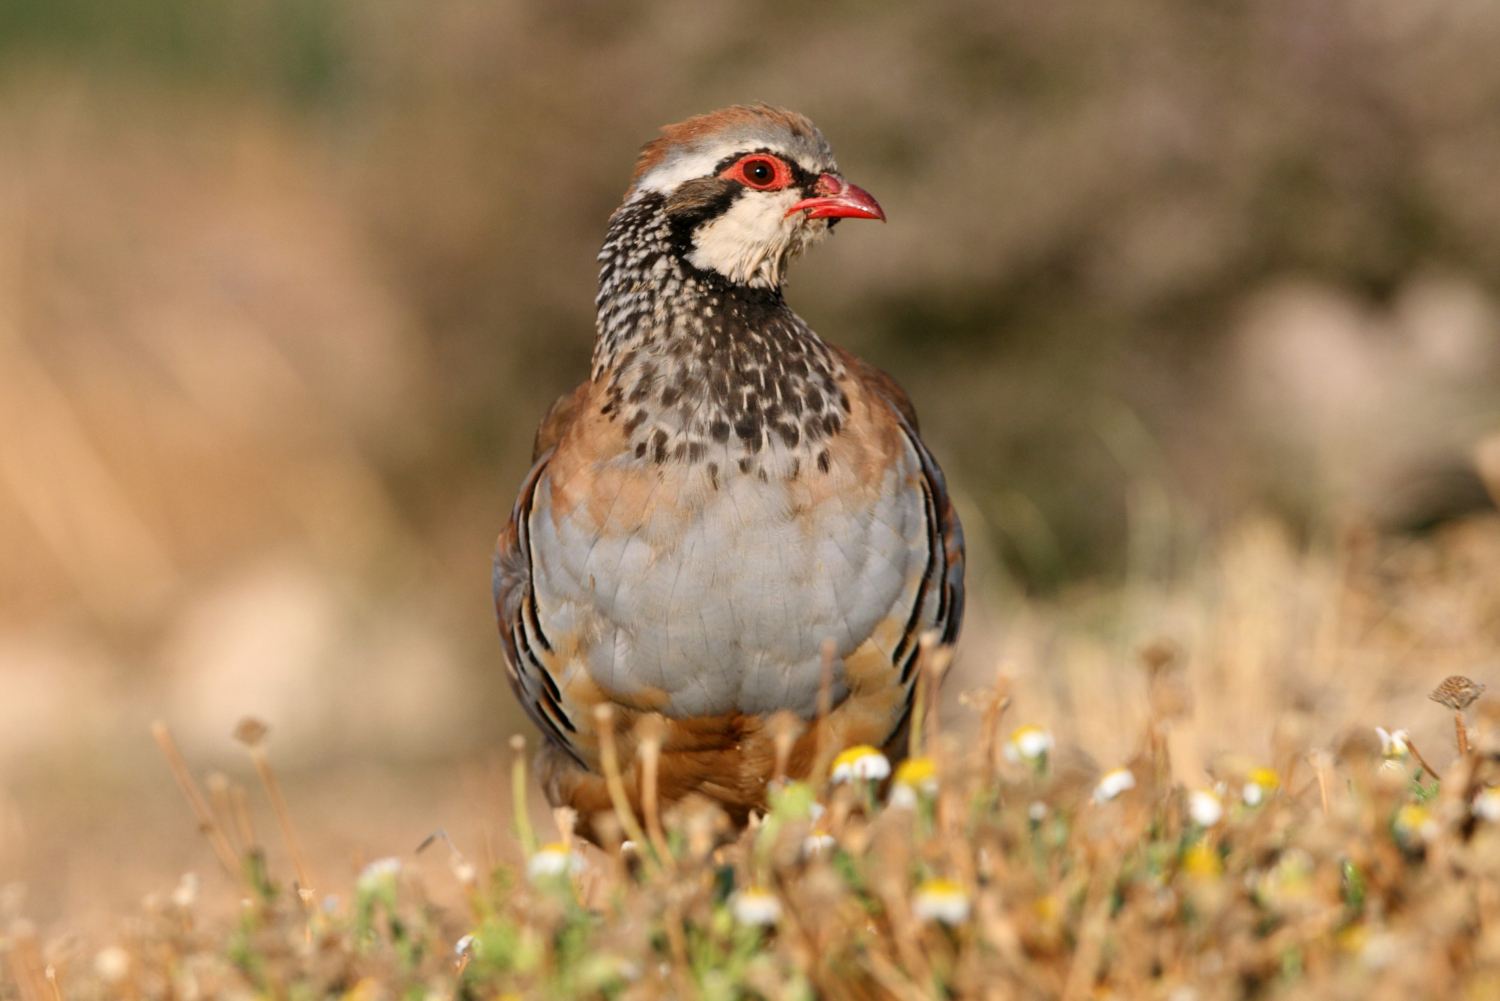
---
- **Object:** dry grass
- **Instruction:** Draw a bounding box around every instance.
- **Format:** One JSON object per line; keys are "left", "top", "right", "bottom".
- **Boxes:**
{"left": 6, "top": 516, "right": 1499, "bottom": 1001}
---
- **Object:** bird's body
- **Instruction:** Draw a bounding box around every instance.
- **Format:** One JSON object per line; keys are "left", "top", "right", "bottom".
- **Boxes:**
{"left": 495, "top": 107, "right": 963, "bottom": 826}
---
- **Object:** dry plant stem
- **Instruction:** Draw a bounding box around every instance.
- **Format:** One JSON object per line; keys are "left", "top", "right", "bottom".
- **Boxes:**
{"left": 207, "top": 773, "right": 240, "bottom": 855}
{"left": 3, "top": 927, "right": 46, "bottom": 1001}
{"left": 908, "top": 634, "right": 935, "bottom": 758}
{"left": 922, "top": 639, "right": 953, "bottom": 758}
{"left": 244, "top": 744, "right": 313, "bottom": 897}
{"left": 1404, "top": 737, "right": 1439, "bottom": 780}
{"left": 552, "top": 807, "right": 577, "bottom": 853}
{"left": 861, "top": 946, "right": 928, "bottom": 1001}
{"left": 151, "top": 722, "right": 244, "bottom": 881}
{"left": 775, "top": 903, "right": 818, "bottom": 990}
{"left": 811, "top": 638, "right": 837, "bottom": 783}
{"left": 975, "top": 673, "right": 1012, "bottom": 778}
{"left": 230, "top": 783, "right": 259, "bottom": 852}
{"left": 1455, "top": 711, "right": 1470, "bottom": 757}
{"left": 871, "top": 863, "right": 932, "bottom": 986}
{"left": 662, "top": 902, "right": 697, "bottom": 1001}
{"left": 7, "top": 954, "right": 34, "bottom": 1001}
{"left": 593, "top": 705, "right": 652, "bottom": 863}
{"left": 509, "top": 735, "right": 537, "bottom": 856}
{"left": 767, "top": 711, "right": 804, "bottom": 783}
{"left": 1063, "top": 841, "right": 1123, "bottom": 1001}
{"left": 636, "top": 726, "right": 675, "bottom": 872}
{"left": 44, "top": 966, "right": 62, "bottom": 1001}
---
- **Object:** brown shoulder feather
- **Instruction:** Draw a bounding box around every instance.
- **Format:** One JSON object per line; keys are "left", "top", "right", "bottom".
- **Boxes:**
{"left": 830, "top": 344, "right": 920, "bottom": 433}
{"left": 532, "top": 382, "right": 590, "bottom": 462}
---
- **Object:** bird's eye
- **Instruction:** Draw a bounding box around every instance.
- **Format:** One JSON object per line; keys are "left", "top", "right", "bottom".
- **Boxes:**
{"left": 725, "top": 155, "right": 788, "bottom": 190}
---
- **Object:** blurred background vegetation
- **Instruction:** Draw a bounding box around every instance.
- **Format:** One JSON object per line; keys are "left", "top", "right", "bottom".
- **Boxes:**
{"left": 0, "top": 0, "right": 1497, "bottom": 931}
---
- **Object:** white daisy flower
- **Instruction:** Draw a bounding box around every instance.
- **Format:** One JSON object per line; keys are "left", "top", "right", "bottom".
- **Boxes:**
{"left": 356, "top": 857, "right": 402, "bottom": 892}
{"left": 803, "top": 833, "right": 837, "bottom": 856}
{"left": 1003, "top": 725, "right": 1054, "bottom": 763}
{"left": 888, "top": 784, "right": 918, "bottom": 809}
{"left": 1094, "top": 767, "right": 1136, "bottom": 803}
{"left": 888, "top": 757, "right": 939, "bottom": 808}
{"left": 526, "top": 842, "right": 585, "bottom": 882}
{"left": 831, "top": 745, "right": 891, "bottom": 783}
{"left": 1187, "top": 789, "right": 1224, "bottom": 827}
{"left": 1474, "top": 787, "right": 1500, "bottom": 823}
{"left": 730, "top": 887, "right": 783, "bottom": 926}
{"left": 1394, "top": 803, "right": 1437, "bottom": 845}
{"left": 1242, "top": 768, "right": 1280, "bottom": 807}
{"left": 1375, "top": 728, "right": 1411, "bottom": 759}
{"left": 912, "top": 878, "right": 971, "bottom": 926}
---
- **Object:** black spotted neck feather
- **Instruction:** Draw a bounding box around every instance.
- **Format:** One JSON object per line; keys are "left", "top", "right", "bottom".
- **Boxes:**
{"left": 591, "top": 193, "right": 850, "bottom": 482}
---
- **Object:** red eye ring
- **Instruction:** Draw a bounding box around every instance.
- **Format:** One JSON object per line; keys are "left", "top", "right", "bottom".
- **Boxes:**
{"left": 722, "top": 154, "right": 792, "bottom": 190}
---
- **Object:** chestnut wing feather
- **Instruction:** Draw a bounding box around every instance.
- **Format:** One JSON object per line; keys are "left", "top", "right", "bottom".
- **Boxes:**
{"left": 854, "top": 362, "right": 965, "bottom": 750}
{"left": 493, "top": 447, "right": 587, "bottom": 767}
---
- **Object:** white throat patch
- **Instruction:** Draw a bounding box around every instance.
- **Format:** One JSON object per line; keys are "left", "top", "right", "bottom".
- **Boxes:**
{"left": 687, "top": 188, "right": 824, "bottom": 288}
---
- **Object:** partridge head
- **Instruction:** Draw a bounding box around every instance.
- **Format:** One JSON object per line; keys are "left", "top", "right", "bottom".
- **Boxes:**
{"left": 625, "top": 105, "right": 883, "bottom": 289}
{"left": 496, "top": 106, "right": 964, "bottom": 839}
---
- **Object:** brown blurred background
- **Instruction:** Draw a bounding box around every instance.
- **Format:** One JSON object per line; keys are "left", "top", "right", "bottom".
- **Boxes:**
{"left": 1, "top": 0, "right": 1498, "bottom": 934}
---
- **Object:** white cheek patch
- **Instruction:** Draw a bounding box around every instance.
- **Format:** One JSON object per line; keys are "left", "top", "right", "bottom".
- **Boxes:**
{"left": 688, "top": 189, "right": 822, "bottom": 287}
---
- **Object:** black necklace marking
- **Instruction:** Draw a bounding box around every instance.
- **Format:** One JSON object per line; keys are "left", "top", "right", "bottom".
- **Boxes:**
{"left": 592, "top": 193, "right": 850, "bottom": 480}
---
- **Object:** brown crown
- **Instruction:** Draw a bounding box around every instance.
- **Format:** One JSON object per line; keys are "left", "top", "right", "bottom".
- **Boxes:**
{"left": 628, "top": 105, "right": 820, "bottom": 190}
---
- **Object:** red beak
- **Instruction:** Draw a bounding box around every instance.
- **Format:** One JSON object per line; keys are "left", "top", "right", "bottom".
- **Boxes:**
{"left": 787, "top": 174, "right": 885, "bottom": 222}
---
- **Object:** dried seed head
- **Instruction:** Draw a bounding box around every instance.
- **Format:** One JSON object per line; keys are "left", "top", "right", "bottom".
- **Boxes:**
{"left": 553, "top": 807, "right": 577, "bottom": 845}
{"left": 94, "top": 946, "right": 131, "bottom": 983}
{"left": 765, "top": 710, "right": 805, "bottom": 778}
{"left": 670, "top": 794, "right": 729, "bottom": 860}
{"left": 1139, "top": 637, "right": 1182, "bottom": 678}
{"left": 924, "top": 642, "right": 955, "bottom": 682}
{"left": 1430, "top": 675, "right": 1485, "bottom": 712}
{"left": 232, "top": 717, "right": 269, "bottom": 748}
{"left": 633, "top": 712, "right": 669, "bottom": 750}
